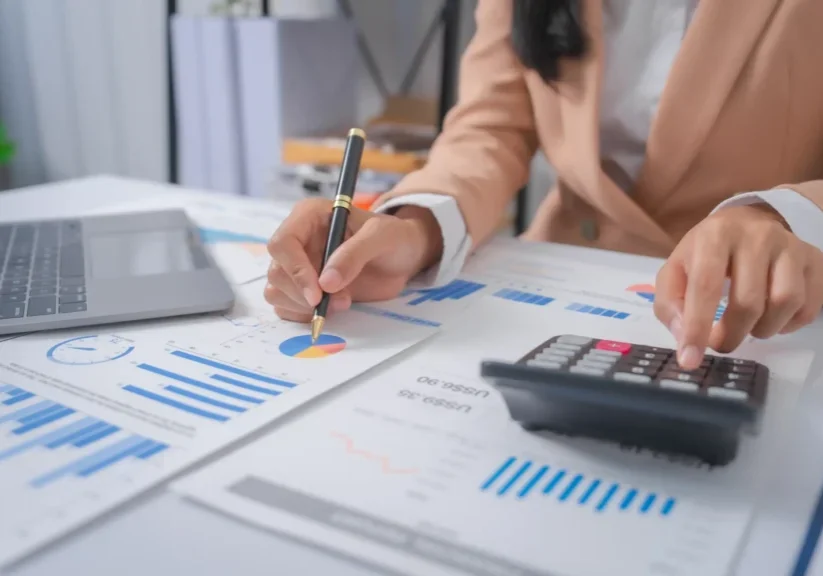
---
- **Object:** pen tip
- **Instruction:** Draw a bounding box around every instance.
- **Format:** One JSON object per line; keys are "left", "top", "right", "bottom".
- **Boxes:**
{"left": 311, "top": 315, "right": 325, "bottom": 343}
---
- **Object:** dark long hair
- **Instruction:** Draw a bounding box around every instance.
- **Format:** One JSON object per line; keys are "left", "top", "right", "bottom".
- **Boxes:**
{"left": 511, "top": 0, "right": 588, "bottom": 83}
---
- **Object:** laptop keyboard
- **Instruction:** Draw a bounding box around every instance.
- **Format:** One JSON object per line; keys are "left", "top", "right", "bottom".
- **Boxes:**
{"left": 0, "top": 220, "right": 88, "bottom": 321}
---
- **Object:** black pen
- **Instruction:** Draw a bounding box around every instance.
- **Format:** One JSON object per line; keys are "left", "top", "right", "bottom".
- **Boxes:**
{"left": 311, "top": 128, "right": 367, "bottom": 343}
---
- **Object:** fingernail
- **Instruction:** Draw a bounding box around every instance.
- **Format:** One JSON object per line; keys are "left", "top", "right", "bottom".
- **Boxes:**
{"left": 319, "top": 268, "right": 343, "bottom": 291}
{"left": 668, "top": 315, "right": 683, "bottom": 341}
{"left": 678, "top": 345, "right": 701, "bottom": 369}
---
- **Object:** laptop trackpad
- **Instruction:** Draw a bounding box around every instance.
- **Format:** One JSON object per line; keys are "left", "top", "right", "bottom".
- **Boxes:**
{"left": 88, "top": 230, "right": 197, "bottom": 280}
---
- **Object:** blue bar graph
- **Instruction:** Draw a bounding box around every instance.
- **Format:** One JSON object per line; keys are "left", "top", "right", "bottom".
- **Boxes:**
{"left": 45, "top": 420, "right": 105, "bottom": 449}
{"left": 480, "top": 456, "right": 677, "bottom": 518}
{"left": 4, "top": 391, "right": 35, "bottom": 405}
{"left": 543, "top": 471, "right": 567, "bottom": 495}
{"left": 493, "top": 289, "right": 554, "bottom": 306}
{"left": 596, "top": 484, "right": 620, "bottom": 512}
{"left": 169, "top": 350, "right": 296, "bottom": 387}
{"left": 0, "top": 400, "right": 53, "bottom": 425}
{"left": 135, "top": 442, "right": 169, "bottom": 460}
{"left": 137, "top": 364, "right": 263, "bottom": 404}
{"left": 402, "top": 279, "right": 486, "bottom": 306}
{"left": 559, "top": 474, "right": 584, "bottom": 502}
{"left": 620, "top": 489, "right": 638, "bottom": 511}
{"left": 480, "top": 456, "right": 516, "bottom": 491}
{"left": 0, "top": 386, "right": 169, "bottom": 489}
{"left": 12, "top": 407, "right": 75, "bottom": 435}
{"left": 498, "top": 461, "right": 532, "bottom": 496}
{"left": 17, "top": 403, "right": 60, "bottom": 425}
{"left": 578, "top": 479, "right": 602, "bottom": 505}
{"left": 517, "top": 465, "right": 549, "bottom": 499}
{"left": 123, "top": 385, "right": 229, "bottom": 422}
{"left": 30, "top": 436, "right": 150, "bottom": 488}
{"left": 210, "top": 374, "right": 281, "bottom": 397}
{"left": 165, "top": 386, "right": 247, "bottom": 413}
{"left": 73, "top": 425, "right": 120, "bottom": 448}
{"left": 640, "top": 493, "right": 657, "bottom": 514}
{"left": 566, "top": 302, "right": 630, "bottom": 320}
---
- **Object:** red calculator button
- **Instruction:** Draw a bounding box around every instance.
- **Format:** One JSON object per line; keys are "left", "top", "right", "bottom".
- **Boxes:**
{"left": 595, "top": 340, "right": 632, "bottom": 355}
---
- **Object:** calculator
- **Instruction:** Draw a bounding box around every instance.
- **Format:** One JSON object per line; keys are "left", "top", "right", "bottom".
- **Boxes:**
{"left": 480, "top": 335, "right": 769, "bottom": 466}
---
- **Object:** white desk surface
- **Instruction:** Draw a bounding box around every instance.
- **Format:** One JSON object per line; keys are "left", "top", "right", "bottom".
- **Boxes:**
{"left": 2, "top": 175, "right": 823, "bottom": 576}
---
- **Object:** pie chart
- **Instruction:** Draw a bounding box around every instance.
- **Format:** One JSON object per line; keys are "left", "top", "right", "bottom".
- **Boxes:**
{"left": 279, "top": 334, "right": 347, "bottom": 359}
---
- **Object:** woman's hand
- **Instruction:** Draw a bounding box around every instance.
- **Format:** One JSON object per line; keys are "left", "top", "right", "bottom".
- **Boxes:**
{"left": 265, "top": 199, "right": 443, "bottom": 323}
{"left": 654, "top": 204, "right": 823, "bottom": 370}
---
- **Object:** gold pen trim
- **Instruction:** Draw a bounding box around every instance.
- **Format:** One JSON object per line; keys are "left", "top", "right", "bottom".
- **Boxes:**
{"left": 332, "top": 196, "right": 352, "bottom": 211}
{"left": 311, "top": 314, "right": 325, "bottom": 343}
{"left": 348, "top": 127, "right": 366, "bottom": 139}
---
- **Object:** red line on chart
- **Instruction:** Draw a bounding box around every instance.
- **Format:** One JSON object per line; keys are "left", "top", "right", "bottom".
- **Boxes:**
{"left": 330, "top": 432, "right": 419, "bottom": 475}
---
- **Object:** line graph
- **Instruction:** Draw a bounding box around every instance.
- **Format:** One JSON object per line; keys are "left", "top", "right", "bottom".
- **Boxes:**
{"left": 330, "top": 432, "right": 419, "bottom": 475}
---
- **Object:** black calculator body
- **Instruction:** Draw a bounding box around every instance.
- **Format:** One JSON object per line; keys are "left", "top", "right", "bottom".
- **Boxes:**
{"left": 481, "top": 335, "right": 769, "bottom": 466}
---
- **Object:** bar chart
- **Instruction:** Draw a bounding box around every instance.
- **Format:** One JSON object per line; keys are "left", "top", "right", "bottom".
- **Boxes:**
{"left": 122, "top": 347, "right": 297, "bottom": 424}
{"left": 400, "top": 279, "right": 486, "bottom": 306}
{"left": 480, "top": 456, "right": 676, "bottom": 517}
{"left": 566, "top": 302, "right": 631, "bottom": 320}
{"left": 0, "top": 382, "right": 177, "bottom": 566}
{"left": 0, "top": 385, "right": 168, "bottom": 489}
{"left": 492, "top": 288, "right": 554, "bottom": 306}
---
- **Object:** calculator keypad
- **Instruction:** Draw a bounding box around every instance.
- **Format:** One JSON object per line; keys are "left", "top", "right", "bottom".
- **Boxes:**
{"left": 518, "top": 335, "right": 767, "bottom": 405}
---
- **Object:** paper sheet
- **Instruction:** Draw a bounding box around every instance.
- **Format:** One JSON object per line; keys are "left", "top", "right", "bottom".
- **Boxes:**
{"left": 0, "top": 293, "right": 438, "bottom": 567}
{"left": 91, "top": 193, "right": 292, "bottom": 285}
{"left": 175, "top": 295, "right": 813, "bottom": 576}
{"left": 374, "top": 241, "right": 726, "bottom": 328}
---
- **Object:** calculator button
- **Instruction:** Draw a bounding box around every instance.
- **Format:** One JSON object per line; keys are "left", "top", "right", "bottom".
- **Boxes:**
{"left": 707, "top": 387, "right": 749, "bottom": 401}
{"left": 630, "top": 351, "right": 668, "bottom": 362}
{"left": 613, "top": 372, "right": 652, "bottom": 384}
{"left": 543, "top": 347, "right": 576, "bottom": 358}
{"left": 718, "top": 357, "right": 756, "bottom": 367}
{"left": 635, "top": 345, "right": 670, "bottom": 354}
{"left": 583, "top": 351, "right": 619, "bottom": 363}
{"left": 548, "top": 343, "right": 582, "bottom": 353}
{"left": 707, "top": 378, "right": 752, "bottom": 393}
{"left": 535, "top": 352, "right": 571, "bottom": 365}
{"left": 716, "top": 364, "right": 755, "bottom": 375}
{"left": 595, "top": 340, "right": 632, "bottom": 354}
{"left": 659, "top": 379, "right": 700, "bottom": 392}
{"left": 628, "top": 358, "right": 661, "bottom": 368}
{"left": 576, "top": 359, "right": 614, "bottom": 371}
{"left": 557, "top": 336, "right": 593, "bottom": 346}
{"left": 587, "top": 349, "right": 622, "bottom": 359}
{"left": 527, "top": 359, "right": 563, "bottom": 370}
{"left": 570, "top": 366, "right": 607, "bottom": 376}
{"left": 659, "top": 371, "right": 701, "bottom": 383}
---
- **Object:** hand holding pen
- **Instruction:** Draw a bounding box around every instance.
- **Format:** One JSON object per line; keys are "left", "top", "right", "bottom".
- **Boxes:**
{"left": 264, "top": 130, "right": 444, "bottom": 332}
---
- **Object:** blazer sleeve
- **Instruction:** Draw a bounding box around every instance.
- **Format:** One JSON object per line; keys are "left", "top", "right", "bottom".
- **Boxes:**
{"left": 372, "top": 0, "right": 539, "bottom": 247}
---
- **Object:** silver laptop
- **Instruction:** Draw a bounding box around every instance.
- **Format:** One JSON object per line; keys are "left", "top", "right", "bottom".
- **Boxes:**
{"left": 0, "top": 209, "right": 235, "bottom": 336}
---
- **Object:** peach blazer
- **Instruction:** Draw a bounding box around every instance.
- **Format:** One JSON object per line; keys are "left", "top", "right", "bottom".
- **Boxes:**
{"left": 375, "top": 0, "right": 823, "bottom": 258}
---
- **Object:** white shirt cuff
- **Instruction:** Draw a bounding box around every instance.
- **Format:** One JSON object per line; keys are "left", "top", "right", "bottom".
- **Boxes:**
{"left": 712, "top": 189, "right": 823, "bottom": 254}
{"left": 374, "top": 193, "right": 471, "bottom": 287}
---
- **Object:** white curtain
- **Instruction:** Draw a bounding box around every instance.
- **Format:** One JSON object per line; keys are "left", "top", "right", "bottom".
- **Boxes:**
{"left": 0, "top": 0, "right": 169, "bottom": 190}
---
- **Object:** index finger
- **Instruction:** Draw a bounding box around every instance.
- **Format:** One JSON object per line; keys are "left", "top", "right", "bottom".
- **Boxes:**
{"left": 679, "top": 248, "right": 729, "bottom": 369}
{"left": 268, "top": 212, "right": 322, "bottom": 305}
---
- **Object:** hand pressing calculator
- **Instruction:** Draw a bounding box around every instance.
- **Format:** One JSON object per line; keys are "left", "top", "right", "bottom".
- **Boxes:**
{"left": 480, "top": 335, "right": 769, "bottom": 466}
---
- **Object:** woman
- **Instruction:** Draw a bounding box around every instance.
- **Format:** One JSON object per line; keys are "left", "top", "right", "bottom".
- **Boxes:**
{"left": 265, "top": 0, "right": 823, "bottom": 370}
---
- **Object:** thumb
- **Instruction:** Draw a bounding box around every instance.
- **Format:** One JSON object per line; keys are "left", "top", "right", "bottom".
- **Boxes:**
{"left": 653, "top": 259, "right": 687, "bottom": 342}
{"left": 319, "top": 218, "right": 396, "bottom": 292}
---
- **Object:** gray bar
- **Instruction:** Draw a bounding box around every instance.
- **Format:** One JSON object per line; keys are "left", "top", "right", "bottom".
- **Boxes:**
{"left": 229, "top": 476, "right": 553, "bottom": 576}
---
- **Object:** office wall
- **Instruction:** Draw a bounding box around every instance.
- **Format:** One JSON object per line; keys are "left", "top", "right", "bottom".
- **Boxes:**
{"left": 0, "top": 0, "right": 477, "bottom": 191}
{"left": 0, "top": 0, "right": 168, "bottom": 189}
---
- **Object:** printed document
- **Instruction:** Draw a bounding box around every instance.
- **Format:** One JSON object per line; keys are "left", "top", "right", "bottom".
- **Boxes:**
{"left": 0, "top": 287, "right": 437, "bottom": 567}
{"left": 175, "top": 295, "right": 813, "bottom": 576}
